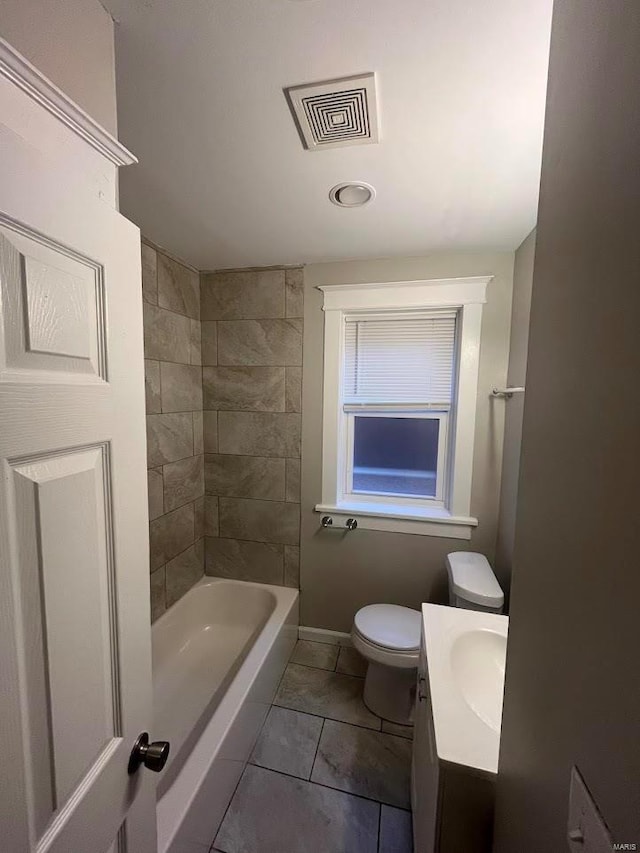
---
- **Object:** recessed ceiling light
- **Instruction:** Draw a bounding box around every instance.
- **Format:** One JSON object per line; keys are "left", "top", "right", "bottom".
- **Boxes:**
{"left": 329, "top": 182, "right": 376, "bottom": 208}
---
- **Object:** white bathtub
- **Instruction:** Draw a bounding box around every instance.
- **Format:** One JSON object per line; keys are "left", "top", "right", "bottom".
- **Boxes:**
{"left": 153, "top": 577, "right": 299, "bottom": 853}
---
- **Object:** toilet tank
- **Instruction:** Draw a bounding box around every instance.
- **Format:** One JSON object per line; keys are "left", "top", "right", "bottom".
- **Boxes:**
{"left": 446, "top": 552, "right": 504, "bottom": 613}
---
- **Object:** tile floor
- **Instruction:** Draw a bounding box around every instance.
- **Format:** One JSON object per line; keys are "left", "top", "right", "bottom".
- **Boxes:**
{"left": 211, "top": 640, "right": 414, "bottom": 853}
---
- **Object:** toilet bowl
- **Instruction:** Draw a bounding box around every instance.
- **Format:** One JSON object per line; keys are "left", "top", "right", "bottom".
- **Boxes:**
{"left": 351, "top": 604, "right": 422, "bottom": 724}
{"left": 352, "top": 552, "right": 504, "bottom": 725}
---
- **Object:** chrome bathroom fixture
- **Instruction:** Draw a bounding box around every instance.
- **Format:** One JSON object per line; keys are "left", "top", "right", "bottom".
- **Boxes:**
{"left": 490, "top": 386, "right": 525, "bottom": 399}
{"left": 321, "top": 515, "right": 358, "bottom": 530}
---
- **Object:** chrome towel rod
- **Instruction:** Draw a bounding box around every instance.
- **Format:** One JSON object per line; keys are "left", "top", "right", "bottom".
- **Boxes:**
{"left": 321, "top": 516, "right": 358, "bottom": 531}
{"left": 491, "top": 386, "right": 525, "bottom": 399}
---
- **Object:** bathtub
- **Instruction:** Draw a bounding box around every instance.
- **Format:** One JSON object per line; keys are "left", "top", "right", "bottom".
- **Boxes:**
{"left": 153, "top": 577, "right": 299, "bottom": 853}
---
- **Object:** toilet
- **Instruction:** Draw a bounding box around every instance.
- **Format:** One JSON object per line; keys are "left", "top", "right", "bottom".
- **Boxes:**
{"left": 351, "top": 552, "right": 504, "bottom": 724}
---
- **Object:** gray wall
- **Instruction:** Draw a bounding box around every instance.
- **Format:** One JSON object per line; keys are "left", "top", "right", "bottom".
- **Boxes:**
{"left": 142, "top": 242, "right": 205, "bottom": 620}
{"left": 0, "top": 0, "right": 118, "bottom": 133}
{"left": 200, "top": 268, "right": 303, "bottom": 588}
{"left": 494, "top": 1, "right": 640, "bottom": 849}
{"left": 301, "top": 253, "right": 514, "bottom": 632}
{"left": 494, "top": 229, "right": 536, "bottom": 597}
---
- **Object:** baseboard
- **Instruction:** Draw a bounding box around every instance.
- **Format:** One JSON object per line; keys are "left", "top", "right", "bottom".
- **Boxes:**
{"left": 298, "top": 625, "right": 352, "bottom": 646}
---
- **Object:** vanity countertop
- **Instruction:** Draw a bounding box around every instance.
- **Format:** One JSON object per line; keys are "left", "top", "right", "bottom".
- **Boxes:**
{"left": 421, "top": 603, "right": 509, "bottom": 774}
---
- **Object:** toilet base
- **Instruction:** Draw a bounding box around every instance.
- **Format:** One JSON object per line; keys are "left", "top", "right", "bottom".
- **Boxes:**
{"left": 362, "top": 660, "right": 417, "bottom": 725}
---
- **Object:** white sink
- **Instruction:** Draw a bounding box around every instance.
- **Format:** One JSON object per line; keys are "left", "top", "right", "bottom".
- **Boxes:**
{"left": 422, "top": 604, "right": 509, "bottom": 774}
{"left": 450, "top": 628, "right": 507, "bottom": 732}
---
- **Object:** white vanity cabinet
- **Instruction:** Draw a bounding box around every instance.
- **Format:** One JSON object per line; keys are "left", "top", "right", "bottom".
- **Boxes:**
{"left": 411, "top": 610, "right": 499, "bottom": 853}
{"left": 411, "top": 633, "right": 440, "bottom": 851}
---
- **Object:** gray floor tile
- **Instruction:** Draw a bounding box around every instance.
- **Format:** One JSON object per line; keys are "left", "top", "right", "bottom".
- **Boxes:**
{"left": 336, "top": 646, "right": 368, "bottom": 677}
{"left": 275, "top": 664, "right": 381, "bottom": 730}
{"left": 381, "top": 720, "right": 414, "bottom": 740}
{"left": 311, "top": 720, "right": 412, "bottom": 808}
{"left": 379, "top": 806, "right": 413, "bottom": 853}
{"left": 250, "top": 706, "right": 323, "bottom": 779}
{"left": 214, "top": 764, "right": 379, "bottom": 853}
{"left": 290, "top": 640, "right": 339, "bottom": 671}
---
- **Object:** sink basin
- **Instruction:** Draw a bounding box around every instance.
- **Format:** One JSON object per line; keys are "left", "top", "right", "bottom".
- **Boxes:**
{"left": 421, "top": 603, "right": 509, "bottom": 773}
{"left": 450, "top": 629, "right": 507, "bottom": 732}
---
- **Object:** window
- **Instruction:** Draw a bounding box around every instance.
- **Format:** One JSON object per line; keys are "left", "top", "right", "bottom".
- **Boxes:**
{"left": 342, "top": 311, "right": 455, "bottom": 508}
{"left": 317, "top": 277, "right": 490, "bottom": 538}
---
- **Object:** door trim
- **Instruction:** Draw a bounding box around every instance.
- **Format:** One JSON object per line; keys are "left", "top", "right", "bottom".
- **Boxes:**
{"left": 0, "top": 37, "right": 137, "bottom": 167}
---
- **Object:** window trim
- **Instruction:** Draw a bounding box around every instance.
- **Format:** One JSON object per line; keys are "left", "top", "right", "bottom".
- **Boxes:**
{"left": 316, "top": 277, "right": 491, "bottom": 539}
{"left": 344, "top": 408, "right": 449, "bottom": 507}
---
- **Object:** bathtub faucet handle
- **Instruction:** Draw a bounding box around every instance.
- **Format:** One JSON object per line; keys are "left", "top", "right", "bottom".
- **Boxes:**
{"left": 345, "top": 518, "right": 358, "bottom": 530}
{"left": 321, "top": 515, "right": 333, "bottom": 527}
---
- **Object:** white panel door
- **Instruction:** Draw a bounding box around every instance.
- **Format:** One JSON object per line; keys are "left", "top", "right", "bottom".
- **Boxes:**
{"left": 0, "top": 121, "right": 157, "bottom": 852}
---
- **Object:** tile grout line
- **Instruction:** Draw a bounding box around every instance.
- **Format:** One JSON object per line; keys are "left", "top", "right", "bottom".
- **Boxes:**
{"left": 308, "top": 717, "right": 325, "bottom": 781}
{"left": 245, "top": 762, "right": 410, "bottom": 813}
{"left": 272, "top": 700, "right": 382, "bottom": 733}
{"left": 290, "top": 661, "right": 352, "bottom": 676}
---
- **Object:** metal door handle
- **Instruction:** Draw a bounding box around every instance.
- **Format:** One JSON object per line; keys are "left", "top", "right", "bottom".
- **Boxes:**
{"left": 128, "top": 732, "right": 170, "bottom": 774}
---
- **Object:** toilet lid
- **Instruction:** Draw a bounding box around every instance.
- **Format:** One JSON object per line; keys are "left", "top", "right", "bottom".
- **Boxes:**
{"left": 354, "top": 604, "right": 421, "bottom": 651}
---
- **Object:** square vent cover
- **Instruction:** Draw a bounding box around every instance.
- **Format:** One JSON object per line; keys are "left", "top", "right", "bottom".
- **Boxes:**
{"left": 285, "top": 73, "right": 379, "bottom": 151}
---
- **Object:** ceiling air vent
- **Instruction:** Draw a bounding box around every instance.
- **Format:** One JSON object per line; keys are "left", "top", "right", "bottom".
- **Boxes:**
{"left": 285, "top": 73, "right": 379, "bottom": 151}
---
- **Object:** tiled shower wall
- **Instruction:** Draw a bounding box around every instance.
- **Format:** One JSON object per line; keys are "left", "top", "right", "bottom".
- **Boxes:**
{"left": 200, "top": 267, "right": 303, "bottom": 588}
{"left": 142, "top": 242, "right": 205, "bottom": 621}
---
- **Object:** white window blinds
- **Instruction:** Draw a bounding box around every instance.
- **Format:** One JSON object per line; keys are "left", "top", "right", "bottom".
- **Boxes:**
{"left": 343, "top": 312, "right": 457, "bottom": 405}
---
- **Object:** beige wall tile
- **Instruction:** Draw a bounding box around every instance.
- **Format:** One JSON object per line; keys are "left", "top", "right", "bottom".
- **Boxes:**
{"left": 163, "top": 455, "right": 205, "bottom": 512}
{"left": 194, "top": 495, "right": 205, "bottom": 540}
{"left": 150, "top": 503, "right": 195, "bottom": 570}
{"left": 285, "top": 366, "right": 302, "bottom": 413}
{"left": 190, "top": 319, "right": 202, "bottom": 365}
{"left": 148, "top": 467, "right": 164, "bottom": 520}
{"left": 218, "top": 412, "right": 300, "bottom": 458}
{"left": 143, "top": 303, "right": 191, "bottom": 363}
{"left": 158, "top": 252, "right": 200, "bottom": 319}
{"left": 203, "top": 411, "right": 218, "bottom": 452}
{"left": 160, "top": 362, "right": 203, "bottom": 412}
{"left": 205, "top": 537, "right": 284, "bottom": 584}
{"left": 142, "top": 243, "right": 158, "bottom": 306}
{"left": 145, "top": 359, "right": 161, "bottom": 414}
{"left": 165, "top": 540, "right": 204, "bottom": 607}
{"left": 205, "top": 454, "right": 285, "bottom": 501}
{"left": 150, "top": 566, "right": 166, "bottom": 621}
{"left": 193, "top": 410, "right": 204, "bottom": 455}
{"left": 201, "top": 321, "right": 218, "bottom": 365}
{"left": 285, "top": 268, "right": 304, "bottom": 318}
{"left": 284, "top": 545, "right": 300, "bottom": 588}
{"left": 203, "top": 366, "right": 285, "bottom": 412}
{"left": 217, "top": 319, "right": 302, "bottom": 366}
{"left": 219, "top": 497, "right": 300, "bottom": 545}
{"left": 201, "top": 269, "right": 285, "bottom": 320}
{"left": 204, "top": 495, "right": 219, "bottom": 536}
{"left": 285, "top": 458, "right": 301, "bottom": 503}
{"left": 147, "top": 412, "right": 194, "bottom": 466}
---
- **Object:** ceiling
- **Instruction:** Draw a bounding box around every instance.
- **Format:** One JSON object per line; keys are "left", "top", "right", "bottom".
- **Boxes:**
{"left": 103, "top": 0, "right": 553, "bottom": 270}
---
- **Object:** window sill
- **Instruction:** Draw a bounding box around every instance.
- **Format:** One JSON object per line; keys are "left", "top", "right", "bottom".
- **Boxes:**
{"left": 314, "top": 502, "right": 478, "bottom": 539}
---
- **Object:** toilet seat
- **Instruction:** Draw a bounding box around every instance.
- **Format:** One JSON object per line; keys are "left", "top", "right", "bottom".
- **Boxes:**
{"left": 352, "top": 628, "right": 419, "bottom": 669}
{"left": 352, "top": 604, "right": 421, "bottom": 670}
{"left": 354, "top": 604, "right": 421, "bottom": 651}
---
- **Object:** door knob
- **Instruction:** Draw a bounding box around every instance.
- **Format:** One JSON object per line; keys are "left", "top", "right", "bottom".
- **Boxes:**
{"left": 128, "top": 732, "right": 170, "bottom": 774}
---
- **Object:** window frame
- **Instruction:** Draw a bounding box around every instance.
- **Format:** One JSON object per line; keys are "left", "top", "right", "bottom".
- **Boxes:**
{"left": 316, "top": 277, "right": 490, "bottom": 539}
{"left": 344, "top": 408, "right": 450, "bottom": 507}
